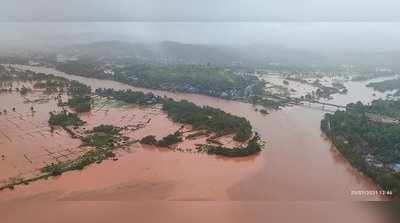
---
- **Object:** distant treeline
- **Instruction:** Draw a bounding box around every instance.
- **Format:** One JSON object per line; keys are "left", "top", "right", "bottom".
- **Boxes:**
{"left": 367, "top": 78, "right": 400, "bottom": 93}
{"left": 57, "top": 61, "right": 266, "bottom": 99}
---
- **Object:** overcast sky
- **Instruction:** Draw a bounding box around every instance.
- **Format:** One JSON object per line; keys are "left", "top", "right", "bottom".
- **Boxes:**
{"left": 1, "top": 1, "right": 400, "bottom": 51}
{"left": 1, "top": 0, "right": 400, "bottom": 22}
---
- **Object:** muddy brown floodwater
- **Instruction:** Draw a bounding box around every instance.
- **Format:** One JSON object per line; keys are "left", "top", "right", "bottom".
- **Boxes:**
{"left": 0, "top": 65, "right": 394, "bottom": 223}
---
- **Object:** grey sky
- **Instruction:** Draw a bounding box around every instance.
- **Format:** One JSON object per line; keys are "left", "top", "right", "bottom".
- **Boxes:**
{"left": 2, "top": 22, "right": 400, "bottom": 51}
{"left": 1, "top": 0, "right": 400, "bottom": 22}
{"left": 1, "top": 1, "right": 400, "bottom": 51}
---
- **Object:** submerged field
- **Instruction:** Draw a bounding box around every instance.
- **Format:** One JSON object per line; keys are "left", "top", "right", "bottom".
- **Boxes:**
{"left": 0, "top": 85, "right": 82, "bottom": 184}
{"left": 0, "top": 67, "right": 256, "bottom": 190}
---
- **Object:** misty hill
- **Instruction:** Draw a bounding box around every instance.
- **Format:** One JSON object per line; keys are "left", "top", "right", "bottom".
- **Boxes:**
{"left": 27, "top": 40, "right": 400, "bottom": 72}
{"left": 57, "top": 41, "right": 326, "bottom": 67}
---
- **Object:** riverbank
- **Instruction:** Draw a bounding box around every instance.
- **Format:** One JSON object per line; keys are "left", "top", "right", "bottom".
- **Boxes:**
{"left": 321, "top": 101, "right": 400, "bottom": 198}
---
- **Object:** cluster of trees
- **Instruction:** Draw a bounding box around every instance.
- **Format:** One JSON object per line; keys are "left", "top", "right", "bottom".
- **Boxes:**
{"left": 65, "top": 80, "right": 92, "bottom": 113}
{"left": 161, "top": 99, "right": 252, "bottom": 142}
{"left": 68, "top": 80, "right": 91, "bottom": 96}
{"left": 82, "top": 125, "right": 121, "bottom": 149}
{"left": 95, "top": 88, "right": 159, "bottom": 105}
{"left": 140, "top": 131, "right": 183, "bottom": 147}
{"left": 366, "top": 99, "right": 400, "bottom": 118}
{"left": 19, "top": 86, "right": 31, "bottom": 95}
{"left": 315, "top": 86, "right": 347, "bottom": 99}
{"left": 67, "top": 96, "right": 91, "bottom": 113}
{"left": 95, "top": 88, "right": 253, "bottom": 142}
{"left": 43, "top": 147, "right": 116, "bottom": 175}
{"left": 140, "top": 135, "right": 158, "bottom": 145}
{"left": 205, "top": 134, "right": 262, "bottom": 157}
{"left": 33, "top": 79, "right": 66, "bottom": 94}
{"left": 92, "top": 124, "right": 120, "bottom": 135}
{"left": 156, "top": 131, "right": 183, "bottom": 147}
{"left": 56, "top": 59, "right": 104, "bottom": 78}
{"left": 42, "top": 125, "right": 121, "bottom": 176}
{"left": 367, "top": 79, "right": 400, "bottom": 92}
{"left": 48, "top": 111, "right": 85, "bottom": 127}
{"left": 321, "top": 101, "right": 400, "bottom": 197}
{"left": 140, "top": 132, "right": 263, "bottom": 157}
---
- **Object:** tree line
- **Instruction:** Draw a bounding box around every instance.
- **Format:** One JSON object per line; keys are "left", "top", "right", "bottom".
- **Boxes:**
{"left": 321, "top": 100, "right": 400, "bottom": 197}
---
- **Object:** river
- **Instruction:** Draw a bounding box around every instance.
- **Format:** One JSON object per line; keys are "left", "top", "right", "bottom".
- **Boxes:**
{"left": 0, "top": 65, "right": 394, "bottom": 223}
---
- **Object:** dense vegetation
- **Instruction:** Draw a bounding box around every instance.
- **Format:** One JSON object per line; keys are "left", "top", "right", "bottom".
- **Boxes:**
{"left": 140, "top": 131, "right": 183, "bottom": 147}
{"left": 67, "top": 96, "right": 91, "bottom": 112}
{"left": 48, "top": 111, "right": 85, "bottom": 127}
{"left": 58, "top": 61, "right": 267, "bottom": 99}
{"left": 161, "top": 99, "right": 252, "bottom": 142}
{"left": 140, "top": 135, "right": 158, "bottom": 145}
{"left": 56, "top": 59, "right": 103, "bottom": 78}
{"left": 140, "top": 131, "right": 263, "bottom": 157}
{"left": 204, "top": 134, "right": 263, "bottom": 157}
{"left": 321, "top": 100, "right": 400, "bottom": 196}
{"left": 366, "top": 99, "right": 400, "bottom": 118}
{"left": 367, "top": 78, "right": 400, "bottom": 92}
{"left": 68, "top": 80, "right": 91, "bottom": 96}
{"left": 114, "top": 64, "right": 265, "bottom": 98}
{"left": 82, "top": 125, "right": 121, "bottom": 149}
{"left": 65, "top": 80, "right": 92, "bottom": 112}
{"left": 95, "top": 88, "right": 159, "bottom": 105}
{"left": 157, "top": 131, "right": 183, "bottom": 147}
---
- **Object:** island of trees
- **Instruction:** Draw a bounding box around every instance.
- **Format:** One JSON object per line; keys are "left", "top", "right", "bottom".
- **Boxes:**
{"left": 161, "top": 99, "right": 252, "bottom": 142}
{"left": 367, "top": 78, "right": 400, "bottom": 96}
{"left": 321, "top": 100, "right": 400, "bottom": 197}
{"left": 202, "top": 133, "right": 262, "bottom": 157}
{"left": 95, "top": 88, "right": 253, "bottom": 142}
{"left": 48, "top": 111, "right": 85, "bottom": 127}
{"left": 95, "top": 88, "right": 261, "bottom": 156}
{"left": 66, "top": 80, "right": 92, "bottom": 112}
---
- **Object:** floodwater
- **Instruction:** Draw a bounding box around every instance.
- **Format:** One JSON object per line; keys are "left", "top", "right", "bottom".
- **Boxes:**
{"left": 0, "top": 87, "right": 82, "bottom": 183}
{"left": 260, "top": 73, "right": 396, "bottom": 102}
{"left": 0, "top": 89, "right": 231, "bottom": 187}
{"left": 0, "top": 65, "right": 395, "bottom": 223}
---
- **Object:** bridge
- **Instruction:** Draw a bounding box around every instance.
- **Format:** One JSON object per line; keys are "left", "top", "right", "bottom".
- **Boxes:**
{"left": 301, "top": 100, "right": 346, "bottom": 110}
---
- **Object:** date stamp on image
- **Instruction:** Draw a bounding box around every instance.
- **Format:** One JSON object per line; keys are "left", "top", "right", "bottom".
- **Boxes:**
{"left": 351, "top": 190, "right": 393, "bottom": 196}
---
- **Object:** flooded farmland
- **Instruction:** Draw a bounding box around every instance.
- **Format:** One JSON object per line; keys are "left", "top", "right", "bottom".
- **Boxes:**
{"left": 0, "top": 65, "right": 395, "bottom": 223}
